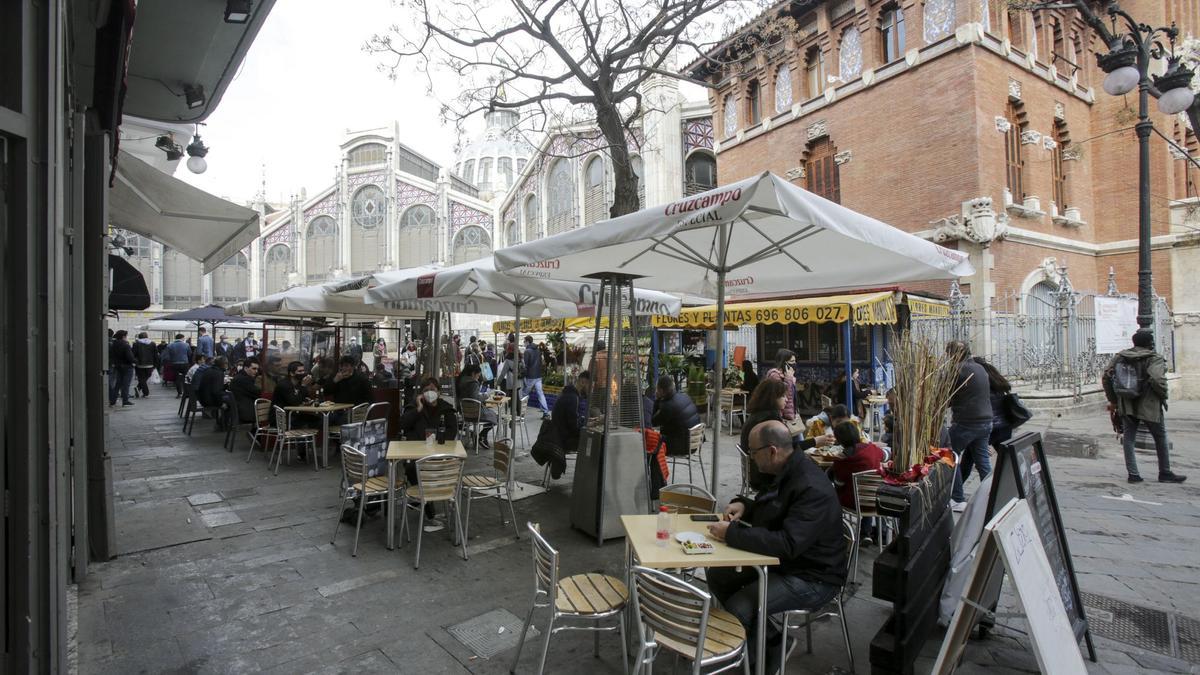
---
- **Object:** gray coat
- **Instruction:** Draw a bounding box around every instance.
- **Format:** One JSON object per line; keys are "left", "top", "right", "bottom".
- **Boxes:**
{"left": 1102, "top": 347, "right": 1168, "bottom": 423}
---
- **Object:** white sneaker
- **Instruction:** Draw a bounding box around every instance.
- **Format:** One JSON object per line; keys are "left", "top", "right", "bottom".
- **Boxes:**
{"left": 422, "top": 520, "right": 445, "bottom": 533}
{"left": 950, "top": 500, "right": 967, "bottom": 513}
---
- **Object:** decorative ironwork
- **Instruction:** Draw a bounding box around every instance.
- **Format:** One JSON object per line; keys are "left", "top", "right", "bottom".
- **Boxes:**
{"left": 683, "top": 117, "right": 714, "bottom": 152}
{"left": 449, "top": 201, "right": 491, "bottom": 235}
{"left": 396, "top": 180, "right": 436, "bottom": 209}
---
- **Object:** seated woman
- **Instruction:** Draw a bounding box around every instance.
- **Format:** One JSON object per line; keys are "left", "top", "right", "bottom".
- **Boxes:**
{"left": 829, "top": 421, "right": 886, "bottom": 510}
{"left": 805, "top": 403, "right": 863, "bottom": 440}
{"left": 793, "top": 380, "right": 822, "bottom": 419}
{"left": 457, "top": 364, "right": 497, "bottom": 449}
{"left": 739, "top": 359, "right": 759, "bottom": 393}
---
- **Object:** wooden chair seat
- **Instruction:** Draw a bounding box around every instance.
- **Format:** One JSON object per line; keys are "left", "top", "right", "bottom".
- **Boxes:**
{"left": 462, "top": 474, "right": 500, "bottom": 489}
{"left": 554, "top": 573, "right": 629, "bottom": 615}
{"left": 407, "top": 485, "right": 456, "bottom": 501}
{"left": 282, "top": 429, "right": 317, "bottom": 439}
{"left": 651, "top": 605, "right": 746, "bottom": 661}
{"left": 352, "top": 476, "right": 402, "bottom": 495}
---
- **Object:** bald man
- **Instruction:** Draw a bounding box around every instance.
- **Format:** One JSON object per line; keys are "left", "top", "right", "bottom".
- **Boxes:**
{"left": 706, "top": 419, "right": 847, "bottom": 673}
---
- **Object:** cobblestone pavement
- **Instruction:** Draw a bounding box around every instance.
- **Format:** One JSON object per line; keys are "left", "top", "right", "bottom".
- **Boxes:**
{"left": 75, "top": 391, "right": 1200, "bottom": 674}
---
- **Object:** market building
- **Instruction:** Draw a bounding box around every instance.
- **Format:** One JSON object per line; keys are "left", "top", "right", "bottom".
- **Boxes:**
{"left": 687, "top": 0, "right": 1200, "bottom": 397}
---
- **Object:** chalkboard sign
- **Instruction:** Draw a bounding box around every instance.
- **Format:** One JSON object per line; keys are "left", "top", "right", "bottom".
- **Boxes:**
{"left": 984, "top": 431, "right": 1096, "bottom": 661}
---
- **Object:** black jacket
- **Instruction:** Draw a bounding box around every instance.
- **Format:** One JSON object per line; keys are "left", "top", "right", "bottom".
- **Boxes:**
{"left": 196, "top": 367, "right": 226, "bottom": 408}
{"left": 132, "top": 339, "right": 159, "bottom": 369}
{"left": 533, "top": 383, "right": 582, "bottom": 479}
{"left": 652, "top": 392, "right": 701, "bottom": 457}
{"left": 397, "top": 399, "right": 458, "bottom": 441}
{"left": 950, "top": 359, "right": 992, "bottom": 425}
{"left": 109, "top": 338, "right": 135, "bottom": 369}
{"left": 739, "top": 410, "right": 818, "bottom": 492}
{"left": 328, "top": 371, "right": 372, "bottom": 406}
{"left": 229, "top": 372, "right": 261, "bottom": 422}
{"left": 273, "top": 377, "right": 307, "bottom": 409}
{"left": 726, "top": 450, "right": 847, "bottom": 585}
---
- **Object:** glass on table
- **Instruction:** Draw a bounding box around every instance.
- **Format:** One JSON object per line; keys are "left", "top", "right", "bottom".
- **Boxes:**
{"left": 425, "top": 429, "right": 435, "bottom": 448}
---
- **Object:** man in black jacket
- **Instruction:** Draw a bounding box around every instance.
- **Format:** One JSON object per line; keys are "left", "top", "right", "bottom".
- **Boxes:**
{"left": 651, "top": 375, "right": 701, "bottom": 456}
{"left": 705, "top": 420, "right": 846, "bottom": 673}
{"left": 195, "top": 356, "right": 228, "bottom": 408}
{"left": 327, "top": 355, "right": 372, "bottom": 407}
{"left": 274, "top": 361, "right": 312, "bottom": 408}
{"left": 229, "top": 359, "right": 262, "bottom": 423}
{"left": 946, "top": 340, "right": 993, "bottom": 510}
{"left": 108, "top": 330, "right": 136, "bottom": 406}
{"left": 131, "top": 332, "right": 159, "bottom": 398}
{"left": 532, "top": 371, "right": 590, "bottom": 479}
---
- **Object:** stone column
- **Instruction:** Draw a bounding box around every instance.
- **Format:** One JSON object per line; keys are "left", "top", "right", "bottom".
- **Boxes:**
{"left": 640, "top": 55, "right": 684, "bottom": 206}
{"left": 933, "top": 197, "right": 1006, "bottom": 357}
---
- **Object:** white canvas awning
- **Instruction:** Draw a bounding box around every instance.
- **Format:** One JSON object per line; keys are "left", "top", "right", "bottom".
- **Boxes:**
{"left": 227, "top": 283, "right": 425, "bottom": 321}
{"left": 109, "top": 150, "right": 259, "bottom": 273}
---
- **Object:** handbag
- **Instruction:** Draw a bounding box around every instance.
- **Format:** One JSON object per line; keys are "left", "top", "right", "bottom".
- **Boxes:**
{"left": 1003, "top": 392, "right": 1032, "bottom": 428}
{"left": 480, "top": 361, "right": 494, "bottom": 381}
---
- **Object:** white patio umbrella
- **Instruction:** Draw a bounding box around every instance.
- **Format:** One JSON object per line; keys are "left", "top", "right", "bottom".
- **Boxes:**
{"left": 494, "top": 172, "right": 975, "bottom": 490}
{"left": 363, "top": 255, "right": 683, "bottom": 444}
{"left": 226, "top": 283, "right": 426, "bottom": 320}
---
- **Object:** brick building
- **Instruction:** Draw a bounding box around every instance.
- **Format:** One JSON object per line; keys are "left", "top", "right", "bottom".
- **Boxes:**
{"left": 689, "top": 0, "right": 1200, "bottom": 395}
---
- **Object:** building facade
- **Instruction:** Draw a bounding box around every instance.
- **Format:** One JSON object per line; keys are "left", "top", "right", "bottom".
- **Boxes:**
{"left": 690, "top": 0, "right": 1200, "bottom": 395}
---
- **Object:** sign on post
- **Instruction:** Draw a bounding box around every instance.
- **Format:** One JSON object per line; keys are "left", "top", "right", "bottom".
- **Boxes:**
{"left": 1094, "top": 296, "right": 1138, "bottom": 354}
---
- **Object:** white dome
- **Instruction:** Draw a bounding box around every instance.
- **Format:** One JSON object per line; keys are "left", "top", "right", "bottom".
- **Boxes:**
{"left": 455, "top": 109, "right": 533, "bottom": 201}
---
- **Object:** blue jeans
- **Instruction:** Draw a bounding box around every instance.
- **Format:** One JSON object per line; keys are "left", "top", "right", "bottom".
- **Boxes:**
{"left": 706, "top": 566, "right": 839, "bottom": 645}
{"left": 951, "top": 421, "right": 993, "bottom": 503}
{"left": 108, "top": 366, "right": 133, "bottom": 405}
{"left": 522, "top": 376, "right": 549, "bottom": 413}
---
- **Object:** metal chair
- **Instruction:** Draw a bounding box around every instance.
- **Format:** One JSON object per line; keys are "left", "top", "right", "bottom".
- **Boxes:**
{"left": 658, "top": 483, "right": 716, "bottom": 515}
{"left": 667, "top": 423, "right": 709, "bottom": 491}
{"left": 270, "top": 406, "right": 318, "bottom": 475}
{"left": 181, "top": 382, "right": 219, "bottom": 436}
{"left": 462, "top": 439, "right": 520, "bottom": 542}
{"left": 719, "top": 389, "right": 747, "bottom": 430}
{"left": 328, "top": 402, "right": 370, "bottom": 446}
{"left": 501, "top": 395, "right": 531, "bottom": 449}
{"left": 330, "top": 444, "right": 401, "bottom": 557}
{"left": 844, "top": 469, "right": 888, "bottom": 586}
{"left": 400, "top": 454, "right": 468, "bottom": 569}
{"left": 629, "top": 565, "right": 748, "bottom": 675}
{"left": 734, "top": 443, "right": 755, "bottom": 498}
{"left": 460, "top": 398, "right": 485, "bottom": 453}
{"left": 510, "top": 523, "right": 629, "bottom": 675}
{"left": 775, "top": 519, "right": 856, "bottom": 674}
{"left": 245, "top": 398, "right": 277, "bottom": 462}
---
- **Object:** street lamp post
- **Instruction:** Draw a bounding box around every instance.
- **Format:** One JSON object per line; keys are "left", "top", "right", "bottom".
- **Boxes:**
{"left": 1087, "top": 3, "right": 1195, "bottom": 331}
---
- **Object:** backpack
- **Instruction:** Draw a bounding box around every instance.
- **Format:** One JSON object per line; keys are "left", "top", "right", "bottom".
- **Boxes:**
{"left": 1111, "top": 356, "right": 1147, "bottom": 399}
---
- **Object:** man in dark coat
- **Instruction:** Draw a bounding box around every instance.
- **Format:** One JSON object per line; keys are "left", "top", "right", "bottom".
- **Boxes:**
{"left": 132, "top": 331, "right": 160, "bottom": 398}
{"left": 108, "top": 330, "right": 136, "bottom": 406}
{"left": 946, "top": 341, "right": 993, "bottom": 510}
{"left": 532, "top": 371, "right": 590, "bottom": 479}
{"left": 1103, "top": 330, "right": 1186, "bottom": 484}
{"left": 326, "top": 355, "right": 373, "bottom": 407}
{"left": 195, "top": 356, "right": 228, "bottom": 409}
{"left": 228, "top": 359, "right": 262, "bottom": 423}
{"left": 651, "top": 374, "right": 701, "bottom": 457}
{"left": 705, "top": 420, "right": 846, "bottom": 674}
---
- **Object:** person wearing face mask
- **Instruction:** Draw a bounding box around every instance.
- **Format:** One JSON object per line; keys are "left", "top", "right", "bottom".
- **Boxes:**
{"left": 398, "top": 378, "right": 458, "bottom": 442}
{"left": 763, "top": 348, "right": 799, "bottom": 421}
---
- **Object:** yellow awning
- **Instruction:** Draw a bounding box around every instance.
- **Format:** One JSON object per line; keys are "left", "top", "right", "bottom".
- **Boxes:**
{"left": 491, "top": 316, "right": 630, "bottom": 334}
{"left": 651, "top": 291, "right": 897, "bottom": 329}
{"left": 906, "top": 294, "right": 950, "bottom": 318}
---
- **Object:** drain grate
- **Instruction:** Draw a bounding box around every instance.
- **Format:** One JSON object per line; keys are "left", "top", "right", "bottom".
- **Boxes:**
{"left": 1082, "top": 592, "right": 1173, "bottom": 655}
{"left": 1178, "top": 615, "right": 1200, "bottom": 664}
{"left": 447, "top": 608, "right": 539, "bottom": 660}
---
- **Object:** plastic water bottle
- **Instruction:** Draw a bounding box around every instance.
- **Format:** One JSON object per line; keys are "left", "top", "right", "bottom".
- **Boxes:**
{"left": 656, "top": 505, "right": 671, "bottom": 547}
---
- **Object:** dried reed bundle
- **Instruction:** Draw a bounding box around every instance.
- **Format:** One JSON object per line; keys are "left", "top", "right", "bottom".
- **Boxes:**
{"left": 887, "top": 330, "right": 964, "bottom": 473}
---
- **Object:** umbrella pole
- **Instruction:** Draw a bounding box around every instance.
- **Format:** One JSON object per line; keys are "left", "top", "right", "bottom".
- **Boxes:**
{"left": 843, "top": 321, "right": 853, "bottom": 418}
{"left": 512, "top": 304, "right": 521, "bottom": 445}
{"left": 711, "top": 271, "right": 726, "bottom": 493}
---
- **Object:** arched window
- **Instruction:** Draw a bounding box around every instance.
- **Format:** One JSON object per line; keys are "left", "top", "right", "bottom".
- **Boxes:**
{"left": 523, "top": 195, "right": 542, "bottom": 241}
{"left": 211, "top": 252, "right": 250, "bottom": 304}
{"left": 517, "top": 158, "right": 528, "bottom": 175}
{"left": 478, "top": 158, "right": 494, "bottom": 186}
{"left": 305, "top": 216, "right": 338, "bottom": 282}
{"left": 880, "top": 6, "right": 905, "bottom": 63}
{"left": 746, "top": 80, "right": 762, "bottom": 125}
{"left": 722, "top": 93, "right": 737, "bottom": 138}
{"left": 497, "top": 157, "right": 514, "bottom": 190}
{"left": 774, "top": 64, "right": 793, "bottom": 113}
{"left": 684, "top": 152, "right": 717, "bottom": 195}
{"left": 162, "top": 247, "right": 202, "bottom": 309}
{"left": 631, "top": 155, "right": 645, "bottom": 208}
{"left": 805, "top": 138, "right": 840, "bottom": 203}
{"left": 347, "top": 143, "right": 386, "bottom": 168}
{"left": 451, "top": 225, "right": 493, "bottom": 265}
{"left": 839, "top": 27, "right": 863, "bottom": 80}
{"left": 805, "top": 46, "right": 825, "bottom": 99}
{"left": 583, "top": 156, "right": 607, "bottom": 226}
{"left": 398, "top": 204, "right": 436, "bottom": 269}
{"left": 351, "top": 185, "right": 387, "bottom": 274}
{"left": 264, "top": 244, "right": 291, "bottom": 294}
{"left": 546, "top": 159, "right": 576, "bottom": 235}
{"left": 505, "top": 220, "right": 519, "bottom": 246}
{"left": 462, "top": 159, "right": 476, "bottom": 184}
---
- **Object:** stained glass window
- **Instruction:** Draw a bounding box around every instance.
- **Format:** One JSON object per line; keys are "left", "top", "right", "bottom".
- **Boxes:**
{"left": 583, "top": 156, "right": 606, "bottom": 226}
{"left": 347, "top": 143, "right": 386, "bottom": 168}
{"left": 305, "top": 216, "right": 337, "bottom": 282}
{"left": 451, "top": 225, "right": 492, "bottom": 265}
{"left": 774, "top": 65, "right": 793, "bottom": 112}
{"left": 265, "top": 244, "right": 291, "bottom": 294}
{"left": 352, "top": 185, "right": 386, "bottom": 229}
{"left": 211, "top": 252, "right": 250, "bottom": 304}
{"left": 839, "top": 27, "right": 863, "bottom": 80}
{"left": 524, "top": 194, "right": 542, "bottom": 241}
{"left": 723, "top": 94, "right": 737, "bottom": 138}
{"left": 546, "top": 159, "right": 576, "bottom": 235}
{"left": 398, "top": 204, "right": 436, "bottom": 268}
{"left": 924, "top": 0, "right": 955, "bottom": 43}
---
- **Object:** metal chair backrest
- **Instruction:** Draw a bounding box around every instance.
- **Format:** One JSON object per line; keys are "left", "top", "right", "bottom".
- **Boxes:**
{"left": 526, "top": 522, "right": 559, "bottom": 600}
{"left": 852, "top": 469, "right": 883, "bottom": 517}
{"left": 273, "top": 405, "right": 290, "bottom": 433}
{"left": 254, "top": 398, "right": 273, "bottom": 427}
{"left": 659, "top": 483, "right": 717, "bottom": 514}
{"left": 687, "top": 423, "right": 705, "bottom": 455}
{"left": 366, "top": 401, "right": 390, "bottom": 421}
{"left": 734, "top": 443, "right": 752, "bottom": 492}
{"left": 341, "top": 444, "right": 367, "bottom": 489}
{"left": 415, "top": 454, "right": 464, "bottom": 502}
{"left": 460, "top": 398, "right": 483, "bottom": 423}
{"left": 350, "top": 402, "right": 371, "bottom": 425}
{"left": 517, "top": 395, "right": 529, "bottom": 418}
{"left": 493, "top": 439, "right": 515, "bottom": 484}
{"left": 631, "top": 565, "right": 714, "bottom": 666}
{"left": 719, "top": 389, "right": 738, "bottom": 409}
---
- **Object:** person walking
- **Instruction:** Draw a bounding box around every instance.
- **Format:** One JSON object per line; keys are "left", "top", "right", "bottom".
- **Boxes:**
{"left": 164, "top": 333, "right": 191, "bottom": 398}
{"left": 132, "top": 332, "right": 159, "bottom": 398}
{"left": 196, "top": 326, "right": 214, "bottom": 359}
{"left": 947, "top": 341, "right": 992, "bottom": 512}
{"left": 1103, "top": 330, "right": 1187, "bottom": 484}
{"left": 521, "top": 335, "right": 550, "bottom": 418}
{"left": 108, "top": 330, "right": 136, "bottom": 406}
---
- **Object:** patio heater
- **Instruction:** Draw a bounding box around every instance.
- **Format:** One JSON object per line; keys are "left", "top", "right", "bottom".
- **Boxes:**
{"left": 571, "top": 273, "right": 651, "bottom": 545}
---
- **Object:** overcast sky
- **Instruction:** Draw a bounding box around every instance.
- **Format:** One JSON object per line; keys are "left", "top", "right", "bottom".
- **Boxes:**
{"left": 178, "top": 0, "right": 467, "bottom": 206}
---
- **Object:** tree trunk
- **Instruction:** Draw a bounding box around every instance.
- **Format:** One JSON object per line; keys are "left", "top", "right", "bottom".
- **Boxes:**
{"left": 594, "top": 102, "right": 640, "bottom": 218}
